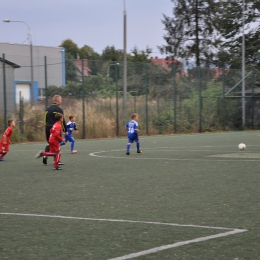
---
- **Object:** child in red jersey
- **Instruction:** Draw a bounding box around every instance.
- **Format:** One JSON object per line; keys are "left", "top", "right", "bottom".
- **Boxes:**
{"left": 0, "top": 119, "right": 15, "bottom": 161}
{"left": 35, "top": 113, "right": 65, "bottom": 170}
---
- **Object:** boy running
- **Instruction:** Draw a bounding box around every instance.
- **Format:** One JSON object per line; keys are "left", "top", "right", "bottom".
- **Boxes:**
{"left": 63, "top": 115, "right": 78, "bottom": 154}
{"left": 0, "top": 119, "right": 15, "bottom": 161}
{"left": 124, "top": 113, "right": 142, "bottom": 155}
{"left": 35, "top": 113, "right": 65, "bottom": 170}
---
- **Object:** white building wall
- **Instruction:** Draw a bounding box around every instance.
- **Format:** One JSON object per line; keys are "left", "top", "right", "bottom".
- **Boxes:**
{"left": 0, "top": 42, "right": 65, "bottom": 90}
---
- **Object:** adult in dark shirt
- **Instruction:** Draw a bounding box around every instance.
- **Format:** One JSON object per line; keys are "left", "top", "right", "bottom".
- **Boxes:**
{"left": 43, "top": 95, "right": 68, "bottom": 165}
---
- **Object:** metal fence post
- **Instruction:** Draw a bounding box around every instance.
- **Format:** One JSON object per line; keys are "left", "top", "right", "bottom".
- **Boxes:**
{"left": 145, "top": 63, "right": 149, "bottom": 135}
{"left": 251, "top": 69, "right": 255, "bottom": 127}
{"left": 115, "top": 62, "right": 119, "bottom": 136}
{"left": 198, "top": 66, "right": 202, "bottom": 132}
{"left": 222, "top": 67, "right": 226, "bottom": 131}
{"left": 173, "top": 64, "right": 177, "bottom": 133}
{"left": 19, "top": 91, "right": 24, "bottom": 134}
{"left": 44, "top": 56, "right": 48, "bottom": 110}
{"left": 2, "top": 54, "right": 7, "bottom": 130}
{"left": 82, "top": 59, "right": 86, "bottom": 139}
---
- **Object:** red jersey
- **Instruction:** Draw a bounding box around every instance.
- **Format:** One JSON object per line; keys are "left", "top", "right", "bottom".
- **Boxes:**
{"left": 0, "top": 126, "right": 13, "bottom": 143}
{"left": 49, "top": 122, "right": 63, "bottom": 143}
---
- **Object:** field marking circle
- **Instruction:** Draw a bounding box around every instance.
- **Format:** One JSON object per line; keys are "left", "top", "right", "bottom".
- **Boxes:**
{"left": 89, "top": 145, "right": 260, "bottom": 162}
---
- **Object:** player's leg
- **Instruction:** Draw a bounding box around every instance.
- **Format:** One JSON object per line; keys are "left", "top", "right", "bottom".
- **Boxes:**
{"left": 50, "top": 142, "right": 62, "bottom": 170}
{"left": 135, "top": 137, "right": 142, "bottom": 153}
{"left": 53, "top": 153, "right": 62, "bottom": 170}
{"left": 60, "top": 135, "right": 67, "bottom": 146}
{"left": 0, "top": 151, "right": 7, "bottom": 161}
{"left": 35, "top": 150, "right": 59, "bottom": 159}
{"left": 0, "top": 144, "right": 9, "bottom": 161}
{"left": 70, "top": 136, "right": 77, "bottom": 154}
{"left": 43, "top": 126, "right": 51, "bottom": 165}
{"left": 126, "top": 137, "right": 132, "bottom": 155}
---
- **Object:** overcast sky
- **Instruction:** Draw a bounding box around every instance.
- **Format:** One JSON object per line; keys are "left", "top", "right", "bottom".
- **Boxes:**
{"left": 1, "top": 0, "right": 174, "bottom": 57}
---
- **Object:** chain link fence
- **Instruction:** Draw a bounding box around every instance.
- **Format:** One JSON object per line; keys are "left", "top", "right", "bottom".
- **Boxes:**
{"left": 1, "top": 54, "right": 260, "bottom": 142}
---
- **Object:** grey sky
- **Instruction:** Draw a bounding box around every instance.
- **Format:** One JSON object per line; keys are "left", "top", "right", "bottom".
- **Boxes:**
{"left": 1, "top": 0, "right": 173, "bottom": 57}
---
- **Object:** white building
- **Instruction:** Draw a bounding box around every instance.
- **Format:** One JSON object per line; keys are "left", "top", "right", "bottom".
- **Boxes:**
{"left": 0, "top": 42, "right": 65, "bottom": 106}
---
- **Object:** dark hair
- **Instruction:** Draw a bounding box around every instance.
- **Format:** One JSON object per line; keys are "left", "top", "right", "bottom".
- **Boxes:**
{"left": 69, "top": 115, "right": 74, "bottom": 120}
{"left": 8, "top": 119, "right": 14, "bottom": 126}
{"left": 55, "top": 113, "right": 63, "bottom": 121}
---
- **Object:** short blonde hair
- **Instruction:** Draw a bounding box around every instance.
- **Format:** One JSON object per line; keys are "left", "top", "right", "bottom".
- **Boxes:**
{"left": 53, "top": 95, "right": 61, "bottom": 103}
{"left": 132, "top": 113, "right": 138, "bottom": 119}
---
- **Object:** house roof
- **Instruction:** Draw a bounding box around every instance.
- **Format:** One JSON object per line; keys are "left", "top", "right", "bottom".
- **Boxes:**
{"left": 75, "top": 59, "right": 91, "bottom": 76}
{"left": 0, "top": 57, "right": 20, "bottom": 68}
{"left": 150, "top": 56, "right": 182, "bottom": 71}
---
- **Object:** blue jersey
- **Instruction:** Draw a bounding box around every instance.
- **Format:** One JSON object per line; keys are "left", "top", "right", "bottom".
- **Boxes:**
{"left": 66, "top": 121, "right": 77, "bottom": 136}
{"left": 125, "top": 120, "right": 138, "bottom": 142}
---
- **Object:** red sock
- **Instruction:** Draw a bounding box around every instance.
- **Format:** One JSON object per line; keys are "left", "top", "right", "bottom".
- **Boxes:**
{"left": 54, "top": 153, "right": 61, "bottom": 168}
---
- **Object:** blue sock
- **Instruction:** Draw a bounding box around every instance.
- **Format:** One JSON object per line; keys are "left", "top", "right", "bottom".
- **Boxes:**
{"left": 126, "top": 144, "right": 130, "bottom": 152}
{"left": 60, "top": 142, "right": 65, "bottom": 146}
{"left": 71, "top": 141, "right": 75, "bottom": 151}
{"left": 137, "top": 143, "right": 140, "bottom": 151}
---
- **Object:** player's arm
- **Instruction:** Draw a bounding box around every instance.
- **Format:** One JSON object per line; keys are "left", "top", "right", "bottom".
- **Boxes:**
{"left": 123, "top": 124, "right": 128, "bottom": 135}
{"left": 62, "top": 118, "right": 68, "bottom": 135}
{"left": 44, "top": 111, "right": 48, "bottom": 126}
{"left": 2, "top": 128, "right": 11, "bottom": 144}
{"left": 74, "top": 123, "right": 79, "bottom": 133}
{"left": 58, "top": 107, "right": 68, "bottom": 135}
{"left": 2, "top": 134, "right": 7, "bottom": 144}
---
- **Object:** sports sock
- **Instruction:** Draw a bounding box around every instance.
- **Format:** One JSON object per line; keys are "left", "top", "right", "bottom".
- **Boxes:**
{"left": 0, "top": 154, "right": 6, "bottom": 159}
{"left": 54, "top": 153, "right": 61, "bottom": 168}
{"left": 137, "top": 143, "right": 140, "bottom": 151}
{"left": 71, "top": 141, "right": 75, "bottom": 151}
{"left": 126, "top": 144, "right": 130, "bottom": 152}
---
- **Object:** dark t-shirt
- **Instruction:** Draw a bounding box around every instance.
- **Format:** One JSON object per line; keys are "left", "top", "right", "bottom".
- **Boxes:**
{"left": 44, "top": 103, "right": 67, "bottom": 132}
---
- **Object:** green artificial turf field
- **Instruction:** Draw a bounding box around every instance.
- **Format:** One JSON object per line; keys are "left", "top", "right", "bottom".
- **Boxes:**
{"left": 0, "top": 131, "right": 259, "bottom": 259}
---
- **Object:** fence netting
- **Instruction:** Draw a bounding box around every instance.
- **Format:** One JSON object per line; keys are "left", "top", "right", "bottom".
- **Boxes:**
{"left": 1, "top": 55, "right": 260, "bottom": 141}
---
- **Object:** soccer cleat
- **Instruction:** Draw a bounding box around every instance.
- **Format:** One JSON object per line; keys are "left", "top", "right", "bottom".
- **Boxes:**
{"left": 35, "top": 150, "right": 43, "bottom": 159}
{"left": 71, "top": 150, "right": 78, "bottom": 154}
{"left": 58, "top": 162, "right": 64, "bottom": 165}
{"left": 126, "top": 152, "right": 130, "bottom": 155}
{"left": 43, "top": 156, "right": 47, "bottom": 165}
{"left": 53, "top": 167, "right": 62, "bottom": 170}
{"left": 0, "top": 158, "right": 5, "bottom": 161}
{"left": 137, "top": 150, "right": 142, "bottom": 153}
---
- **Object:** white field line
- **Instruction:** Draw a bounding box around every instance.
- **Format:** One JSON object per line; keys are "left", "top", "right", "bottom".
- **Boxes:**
{"left": 89, "top": 150, "right": 260, "bottom": 162}
{"left": 108, "top": 229, "right": 247, "bottom": 260}
{"left": 0, "top": 213, "right": 247, "bottom": 260}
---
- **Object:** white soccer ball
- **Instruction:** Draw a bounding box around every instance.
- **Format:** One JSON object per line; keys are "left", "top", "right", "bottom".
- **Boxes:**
{"left": 238, "top": 143, "right": 246, "bottom": 150}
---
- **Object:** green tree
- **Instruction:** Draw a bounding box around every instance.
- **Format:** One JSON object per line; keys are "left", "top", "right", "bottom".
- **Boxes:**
{"left": 129, "top": 46, "right": 152, "bottom": 63}
{"left": 60, "top": 39, "right": 79, "bottom": 58}
{"left": 101, "top": 46, "right": 123, "bottom": 61}
{"left": 65, "top": 53, "right": 78, "bottom": 82}
{"left": 79, "top": 45, "right": 100, "bottom": 60}
{"left": 159, "top": 0, "right": 219, "bottom": 67}
{"left": 215, "top": 0, "right": 260, "bottom": 69}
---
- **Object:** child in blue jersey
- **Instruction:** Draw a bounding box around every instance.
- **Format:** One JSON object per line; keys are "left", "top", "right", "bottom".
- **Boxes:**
{"left": 63, "top": 115, "right": 78, "bottom": 154}
{"left": 124, "top": 113, "right": 142, "bottom": 155}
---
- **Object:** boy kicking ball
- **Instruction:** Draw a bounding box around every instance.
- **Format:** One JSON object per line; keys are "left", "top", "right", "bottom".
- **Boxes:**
{"left": 124, "top": 113, "right": 142, "bottom": 155}
{"left": 35, "top": 113, "right": 65, "bottom": 170}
